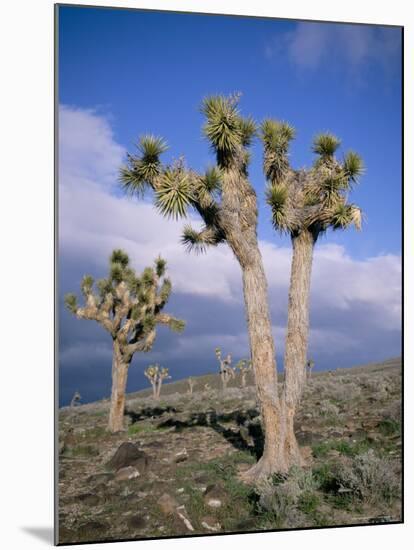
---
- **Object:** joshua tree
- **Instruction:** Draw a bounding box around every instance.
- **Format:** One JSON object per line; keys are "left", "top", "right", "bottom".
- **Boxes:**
{"left": 144, "top": 364, "right": 171, "bottom": 400}
{"left": 261, "top": 121, "right": 364, "bottom": 466}
{"left": 187, "top": 377, "right": 196, "bottom": 395}
{"left": 121, "top": 94, "right": 280, "bottom": 480}
{"left": 235, "top": 359, "right": 252, "bottom": 388}
{"left": 64, "top": 250, "right": 184, "bottom": 432}
{"left": 306, "top": 359, "right": 315, "bottom": 380}
{"left": 70, "top": 390, "right": 81, "bottom": 408}
{"left": 215, "top": 347, "right": 235, "bottom": 390}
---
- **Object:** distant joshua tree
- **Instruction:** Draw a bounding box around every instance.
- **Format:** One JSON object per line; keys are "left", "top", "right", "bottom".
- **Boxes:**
{"left": 144, "top": 364, "right": 171, "bottom": 400}
{"left": 306, "top": 359, "right": 315, "bottom": 380}
{"left": 262, "top": 121, "right": 363, "bottom": 468}
{"left": 235, "top": 359, "right": 253, "bottom": 387}
{"left": 64, "top": 250, "right": 184, "bottom": 432}
{"left": 70, "top": 390, "right": 81, "bottom": 408}
{"left": 121, "top": 94, "right": 281, "bottom": 481}
{"left": 215, "top": 347, "right": 235, "bottom": 390}
{"left": 187, "top": 377, "right": 196, "bottom": 395}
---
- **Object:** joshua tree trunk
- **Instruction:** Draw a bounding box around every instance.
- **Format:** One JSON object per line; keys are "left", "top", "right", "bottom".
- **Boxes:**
{"left": 156, "top": 378, "right": 162, "bottom": 399}
{"left": 233, "top": 241, "right": 283, "bottom": 479}
{"left": 269, "top": 229, "right": 315, "bottom": 470}
{"left": 241, "top": 372, "right": 247, "bottom": 388}
{"left": 221, "top": 373, "right": 228, "bottom": 391}
{"left": 108, "top": 341, "right": 130, "bottom": 433}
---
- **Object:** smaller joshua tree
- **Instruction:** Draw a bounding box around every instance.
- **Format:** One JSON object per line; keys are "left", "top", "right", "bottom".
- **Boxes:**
{"left": 70, "top": 390, "right": 81, "bottom": 408}
{"left": 187, "top": 377, "right": 196, "bottom": 395}
{"left": 306, "top": 359, "right": 315, "bottom": 381}
{"left": 235, "top": 359, "right": 253, "bottom": 388}
{"left": 215, "top": 347, "right": 235, "bottom": 390}
{"left": 64, "top": 250, "right": 184, "bottom": 432}
{"left": 144, "top": 364, "right": 171, "bottom": 400}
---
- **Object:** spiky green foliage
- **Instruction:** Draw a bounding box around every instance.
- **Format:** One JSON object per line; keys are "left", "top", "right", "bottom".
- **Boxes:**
{"left": 265, "top": 184, "right": 289, "bottom": 232}
{"left": 312, "top": 133, "right": 341, "bottom": 157}
{"left": 121, "top": 94, "right": 260, "bottom": 265}
{"left": 343, "top": 151, "right": 364, "bottom": 183}
{"left": 181, "top": 224, "right": 221, "bottom": 254}
{"left": 261, "top": 119, "right": 296, "bottom": 183}
{"left": 331, "top": 203, "right": 362, "bottom": 230}
{"left": 64, "top": 293, "right": 77, "bottom": 313}
{"left": 239, "top": 116, "right": 257, "bottom": 147}
{"left": 111, "top": 249, "right": 130, "bottom": 267}
{"left": 120, "top": 135, "right": 168, "bottom": 195}
{"left": 154, "top": 167, "right": 193, "bottom": 219}
{"left": 168, "top": 318, "right": 186, "bottom": 332}
{"left": 155, "top": 256, "right": 167, "bottom": 277}
{"left": 201, "top": 94, "right": 243, "bottom": 153}
{"left": 81, "top": 275, "right": 94, "bottom": 297}
{"left": 158, "top": 278, "right": 172, "bottom": 305}
{"left": 64, "top": 250, "right": 185, "bottom": 359}
{"left": 261, "top": 118, "right": 363, "bottom": 235}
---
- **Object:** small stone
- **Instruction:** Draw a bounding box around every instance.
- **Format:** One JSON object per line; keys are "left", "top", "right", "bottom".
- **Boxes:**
{"left": 206, "top": 498, "right": 222, "bottom": 508}
{"left": 115, "top": 466, "right": 140, "bottom": 481}
{"left": 158, "top": 493, "right": 179, "bottom": 516}
{"left": 202, "top": 517, "right": 222, "bottom": 532}
{"left": 174, "top": 449, "right": 189, "bottom": 463}
{"left": 176, "top": 505, "right": 194, "bottom": 531}
{"left": 176, "top": 487, "right": 185, "bottom": 494}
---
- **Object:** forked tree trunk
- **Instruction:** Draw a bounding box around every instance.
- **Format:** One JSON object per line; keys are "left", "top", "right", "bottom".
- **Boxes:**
{"left": 108, "top": 341, "right": 130, "bottom": 433}
{"left": 278, "top": 229, "right": 315, "bottom": 468}
{"left": 238, "top": 247, "right": 283, "bottom": 480}
{"left": 221, "top": 372, "right": 228, "bottom": 391}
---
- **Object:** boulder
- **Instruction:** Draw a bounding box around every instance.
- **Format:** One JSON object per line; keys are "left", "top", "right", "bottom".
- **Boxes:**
{"left": 107, "top": 442, "right": 148, "bottom": 472}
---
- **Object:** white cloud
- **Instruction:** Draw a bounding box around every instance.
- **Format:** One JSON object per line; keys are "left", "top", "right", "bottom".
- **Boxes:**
{"left": 59, "top": 105, "right": 401, "bottom": 368}
{"left": 266, "top": 22, "right": 401, "bottom": 73}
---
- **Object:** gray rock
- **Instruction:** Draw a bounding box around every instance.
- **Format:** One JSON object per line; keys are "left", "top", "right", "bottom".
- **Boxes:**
{"left": 107, "top": 442, "right": 148, "bottom": 472}
{"left": 115, "top": 466, "right": 140, "bottom": 481}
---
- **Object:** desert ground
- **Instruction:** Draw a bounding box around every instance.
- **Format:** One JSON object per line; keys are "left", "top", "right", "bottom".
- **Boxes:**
{"left": 58, "top": 357, "right": 402, "bottom": 544}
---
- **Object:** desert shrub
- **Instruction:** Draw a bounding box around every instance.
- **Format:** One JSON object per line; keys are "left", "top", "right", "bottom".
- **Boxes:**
{"left": 377, "top": 418, "right": 400, "bottom": 436}
{"left": 318, "top": 400, "right": 340, "bottom": 418}
{"left": 256, "top": 467, "right": 318, "bottom": 527}
{"left": 334, "top": 450, "right": 401, "bottom": 505}
{"left": 381, "top": 400, "right": 402, "bottom": 423}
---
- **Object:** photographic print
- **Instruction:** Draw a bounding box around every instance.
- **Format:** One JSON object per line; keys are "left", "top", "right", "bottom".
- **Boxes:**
{"left": 56, "top": 4, "right": 403, "bottom": 545}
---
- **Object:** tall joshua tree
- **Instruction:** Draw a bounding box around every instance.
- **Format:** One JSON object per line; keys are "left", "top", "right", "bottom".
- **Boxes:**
{"left": 261, "top": 121, "right": 364, "bottom": 464}
{"left": 120, "top": 94, "right": 280, "bottom": 481}
{"left": 64, "top": 249, "right": 185, "bottom": 433}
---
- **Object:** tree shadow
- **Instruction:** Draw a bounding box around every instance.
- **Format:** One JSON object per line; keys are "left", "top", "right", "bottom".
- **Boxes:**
{"left": 124, "top": 405, "right": 177, "bottom": 423}
{"left": 157, "top": 408, "right": 264, "bottom": 459}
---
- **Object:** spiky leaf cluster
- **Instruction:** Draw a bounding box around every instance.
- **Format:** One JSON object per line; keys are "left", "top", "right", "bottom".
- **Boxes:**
{"left": 121, "top": 94, "right": 257, "bottom": 256}
{"left": 64, "top": 250, "right": 185, "bottom": 359}
{"left": 312, "top": 133, "right": 341, "bottom": 158}
{"left": 261, "top": 120, "right": 364, "bottom": 237}
{"left": 120, "top": 136, "right": 168, "bottom": 195}
{"left": 261, "top": 119, "right": 295, "bottom": 183}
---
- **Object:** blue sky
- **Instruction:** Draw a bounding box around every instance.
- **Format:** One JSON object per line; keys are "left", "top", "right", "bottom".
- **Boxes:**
{"left": 58, "top": 6, "right": 402, "bottom": 405}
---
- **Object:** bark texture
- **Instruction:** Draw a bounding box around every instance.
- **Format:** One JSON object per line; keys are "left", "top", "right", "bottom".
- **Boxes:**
{"left": 108, "top": 341, "right": 131, "bottom": 433}
{"left": 219, "top": 166, "right": 282, "bottom": 480}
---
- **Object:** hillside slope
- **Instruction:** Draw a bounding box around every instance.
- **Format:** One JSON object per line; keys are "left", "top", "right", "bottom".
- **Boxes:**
{"left": 58, "top": 357, "right": 402, "bottom": 544}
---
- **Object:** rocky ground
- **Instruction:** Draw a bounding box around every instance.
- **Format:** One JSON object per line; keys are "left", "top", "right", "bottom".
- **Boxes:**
{"left": 58, "top": 357, "right": 402, "bottom": 544}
